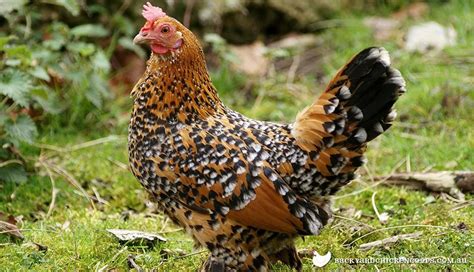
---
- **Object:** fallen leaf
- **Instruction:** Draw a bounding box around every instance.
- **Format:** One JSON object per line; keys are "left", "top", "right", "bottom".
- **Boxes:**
{"left": 0, "top": 212, "right": 24, "bottom": 240}
{"left": 107, "top": 229, "right": 166, "bottom": 249}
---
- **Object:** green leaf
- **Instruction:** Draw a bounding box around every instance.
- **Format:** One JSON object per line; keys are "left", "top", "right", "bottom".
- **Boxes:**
{"left": 30, "top": 88, "right": 63, "bottom": 114}
{"left": 43, "top": 37, "right": 66, "bottom": 51}
{"left": 0, "top": 110, "right": 7, "bottom": 126}
{"left": 42, "top": 0, "right": 80, "bottom": 16}
{"left": 118, "top": 37, "right": 146, "bottom": 59}
{"left": 0, "top": 36, "right": 14, "bottom": 49}
{"left": 0, "top": 70, "right": 32, "bottom": 107}
{"left": 4, "top": 44, "right": 32, "bottom": 65}
{"left": 113, "top": 16, "right": 135, "bottom": 36}
{"left": 4, "top": 115, "right": 38, "bottom": 144}
{"left": 67, "top": 42, "right": 95, "bottom": 56}
{"left": 71, "top": 24, "right": 109, "bottom": 38}
{"left": 29, "top": 66, "right": 51, "bottom": 81}
{"left": 85, "top": 73, "right": 109, "bottom": 108}
{"left": 204, "top": 33, "right": 226, "bottom": 46}
{"left": 85, "top": 88, "right": 103, "bottom": 108}
{"left": 0, "top": 0, "right": 27, "bottom": 15}
{"left": 5, "top": 59, "right": 21, "bottom": 66}
{"left": 92, "top": 50, "right": 110, "bottom": 72}
{"left": 0, "top": 164, "right": 27, "bottom": 183}
{"left": 5, "top": 45, "right": 31, "bottom": 60}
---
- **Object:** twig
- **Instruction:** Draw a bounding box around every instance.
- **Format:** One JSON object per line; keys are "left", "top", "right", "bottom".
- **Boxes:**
{"left": 0, "top": 222, "right": 24, "bottom": 239}
{"left": 116, "top": 0, "right": 132, "bottom": 16}
{"left": 451, "top": 200, "right": 474, "bottom": 211}
{"left": 107, "top": 158, "right": 129, "bottom": 171}
{"left": 32, "top": 143, "right": 64, "bottom": 152}
{"left": 127, "top": 255, "right": 144, "bottom": 272}
{"left": 44, "top": 163, "right": 58, "bottom": 219}
{"left": 33, "top": 135, "right": 125, "bottom": 153}
{"left": 363, "top": 164, "right": 375, "bottom": 184}
{"left": 183, "top": 0, "right": 196, "bottom": 28}
{"left": 375, "top": 171, "right": 473, "bottom": 198}
{"left": 96, "top": 263, "right": 108, "bottom": 272}
{"left": 92, "top": 187, "right": 110, "bottom": 206}
{"left": 359, "top": 232, "right": 422, "bottom": 251}
{"left": 0, "top": 159, "right": 23, "bottom": 168}
{"left": 41, "top": 158, "right": 95, "bottom": 209}
{"left": 344, "top": 224, "right": 450, "bottom": 247}
{"left": 102, "top": 246, "right": 128, "bottom": 269}
{"left": 332, "top": 214, "right": 376, "bottom": 230}
{"left": 422, "top": 165, "right": 434, "bottom": 173}
{"left": 397, "top": 132, "right": 429, "bottom": 141}
{"left": 440, "top": 192, "right": 465, "bottom": 204}
{"left": 159, "top": 217, "right": 170, "bottom": 232}
{"left": 173, "top": 250, "right": 207, "bottom": 259}
{"left": 308, "top": 19, "right": 344, "bottom": 31}
{"left": 371, "top": 192, "right": 385, "bottom": 224}
{"left": 287, "top": 54, "right": 301, "bottom": 84}
{"left": 406, "top": 154, "right": 411, "bottom": 173}
{"left": 2, "top": 228, "right": 59, "bottom": 234}
{"left": 67, "top": 135, "right": 124, "bottom": 152}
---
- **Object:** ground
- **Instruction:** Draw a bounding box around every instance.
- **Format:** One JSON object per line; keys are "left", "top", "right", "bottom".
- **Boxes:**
{"left": 0, "top": 1, "right": 473, "bottom": 271}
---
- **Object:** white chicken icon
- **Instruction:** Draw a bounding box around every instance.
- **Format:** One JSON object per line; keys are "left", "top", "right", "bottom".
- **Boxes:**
{"left": 312, "top": 250, "right": 332, "bottom": 268}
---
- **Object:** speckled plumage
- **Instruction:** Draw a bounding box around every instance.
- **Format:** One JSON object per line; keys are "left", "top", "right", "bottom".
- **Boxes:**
{"left": 128, "top": 15, "right": 405, "bottom": 271}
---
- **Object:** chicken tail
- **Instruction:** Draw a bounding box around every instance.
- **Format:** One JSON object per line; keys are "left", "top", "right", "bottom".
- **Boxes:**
{"left": 292, "top": 47, "right": 406, "bottom": 188}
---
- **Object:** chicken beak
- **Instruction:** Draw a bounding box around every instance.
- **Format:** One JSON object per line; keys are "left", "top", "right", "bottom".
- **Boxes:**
{"left": 133, "top": 32, "right": 149, "bottom": 45}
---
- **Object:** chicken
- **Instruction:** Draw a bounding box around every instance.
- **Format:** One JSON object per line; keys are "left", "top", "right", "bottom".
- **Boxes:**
{"left": 128, "top": 2, "right": 406, "bottom": 271}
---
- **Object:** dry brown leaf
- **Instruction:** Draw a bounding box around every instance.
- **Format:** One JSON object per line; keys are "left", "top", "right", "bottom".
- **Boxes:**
{"left": 0, "top": 212, "right": 24, "bottom": 240}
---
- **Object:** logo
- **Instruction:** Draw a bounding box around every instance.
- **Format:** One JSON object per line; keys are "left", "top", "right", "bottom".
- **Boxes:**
{"left": 312, "top": 250, "right": 332, "bottom": 268}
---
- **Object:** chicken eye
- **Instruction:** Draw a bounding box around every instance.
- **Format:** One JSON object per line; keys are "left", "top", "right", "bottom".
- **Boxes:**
{"left": 161, "top": 26, "right": 170, "bottom": 34}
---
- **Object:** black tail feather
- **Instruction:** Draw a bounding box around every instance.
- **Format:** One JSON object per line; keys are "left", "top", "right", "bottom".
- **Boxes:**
{"left": 339, "top": 47, "right": 405, "bottom": 144}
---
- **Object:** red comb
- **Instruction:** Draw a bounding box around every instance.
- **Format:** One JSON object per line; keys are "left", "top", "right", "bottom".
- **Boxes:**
{"left": 142, "top": 2, "right": 166, "bottom": 21}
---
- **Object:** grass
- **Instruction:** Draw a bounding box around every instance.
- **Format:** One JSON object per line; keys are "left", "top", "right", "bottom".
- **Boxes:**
{"left": 1, "top": 1, "right": 473, "bottom": 271}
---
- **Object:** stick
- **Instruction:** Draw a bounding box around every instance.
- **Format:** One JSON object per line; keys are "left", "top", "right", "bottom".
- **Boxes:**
{"left": 0, "top": 159, "right": 23, "bottom": 168}
{"left": 173, "top": 250, "right": 207, "bottom": 259}
{"left": 371, "top": 192, "right": 387, "bottom": 224}
{"left": 344, "top": 224, "right": 449, "bottom": 247}
{"left": 33, "top": 135, "right": 125, "bottom": 153}
{"left": 45, "top": 168, "right": 58, "bottom": 218}
{"left": 332, "top": 214, "right": 376, "bottom": 230}
{"left": 359, "top": 232, "right": 422, "bottom": 251}
{"left": 127, "top": 255, "right": 144, "bottom": 272}
{"left": 375, "top": 171, "right": 474, "bottom": 199}
{"left": 42, "top": 158, "right": 96, "bottom": 209}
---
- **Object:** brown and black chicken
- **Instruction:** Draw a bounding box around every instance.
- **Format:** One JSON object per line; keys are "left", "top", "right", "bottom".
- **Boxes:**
{"left": 128, "top": 2, "right": 406, "bottom": 271}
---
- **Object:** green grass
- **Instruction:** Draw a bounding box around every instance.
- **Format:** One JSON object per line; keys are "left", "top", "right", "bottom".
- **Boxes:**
{"left": 1, "top": 1, "right": 473, "bottom": 271}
